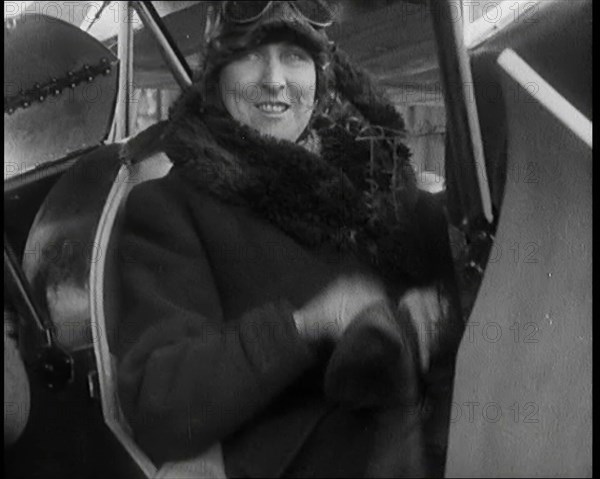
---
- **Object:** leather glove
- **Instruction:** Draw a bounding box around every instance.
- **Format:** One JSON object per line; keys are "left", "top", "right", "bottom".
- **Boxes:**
{"left": 323, "top": 285, "right": 451, "bottom": 409}
{"left": 323, "top": 298, "right": 422, "bottom": 410}
{"left": 293, "top": 274, "right": 388, "bottom": 344}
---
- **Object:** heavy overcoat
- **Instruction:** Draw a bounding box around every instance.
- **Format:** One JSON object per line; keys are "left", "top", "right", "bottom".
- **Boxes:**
{"left": 114, "top": 102, "right": 462, "bottom": 477}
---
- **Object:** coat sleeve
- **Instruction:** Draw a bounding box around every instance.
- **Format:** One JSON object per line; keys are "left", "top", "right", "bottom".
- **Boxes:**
{"left": 114, "top": 176, "right": 317, "bottom": 465}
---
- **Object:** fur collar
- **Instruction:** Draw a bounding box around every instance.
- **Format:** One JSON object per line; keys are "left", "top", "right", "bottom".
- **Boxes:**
{"left": 158, "top": 89, "right": 439, "bottom": 286}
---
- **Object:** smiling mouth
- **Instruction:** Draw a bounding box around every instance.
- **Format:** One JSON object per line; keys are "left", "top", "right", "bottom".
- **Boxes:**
{"left": 255, "top": 102, "right": 290, "bottom": 114}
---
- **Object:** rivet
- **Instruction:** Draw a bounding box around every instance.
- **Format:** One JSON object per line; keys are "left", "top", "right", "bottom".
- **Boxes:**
{"left": 70, "top": 83, "right": 77, "bottom": 89}
{"left": 87, "top": 76, "right": 94, "bottom": 82}
{"left": 53, "top": 89, "right": 61, "bottom": 96}
{"left": 7, "top": 107, "right": 14, "bottom": 114}
{"left": 34, "top": 82, "right": 41, "bottom": 89}
{"left": 22, "top": 101, "right": 30, "bottom": 108}
{"left": 103, "top": 68, "right": 111, "bottom": 75}
{"left": 39, "top": 96, "right": 45, "bottom": 102}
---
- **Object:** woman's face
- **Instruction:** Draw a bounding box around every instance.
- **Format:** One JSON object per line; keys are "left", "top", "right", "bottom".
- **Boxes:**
{"left": 219, "top": 41, "right": 317, "bottom": 142}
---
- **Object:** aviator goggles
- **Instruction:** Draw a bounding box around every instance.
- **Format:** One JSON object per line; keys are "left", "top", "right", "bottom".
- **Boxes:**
{"left": 221, "top": 1, "right": 334, "bottom": 28}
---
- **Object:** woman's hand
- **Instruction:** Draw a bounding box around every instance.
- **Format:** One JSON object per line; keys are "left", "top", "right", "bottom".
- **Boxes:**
{"left": 397, "top": 286, "right": 450, "bottom": 372}
{"left": 293, "top": 274, "right": 388, "bottom": 344}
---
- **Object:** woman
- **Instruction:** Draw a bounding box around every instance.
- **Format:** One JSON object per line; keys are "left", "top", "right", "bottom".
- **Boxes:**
{"left": 116, "top": 1, "right": 462, "bottom": 477}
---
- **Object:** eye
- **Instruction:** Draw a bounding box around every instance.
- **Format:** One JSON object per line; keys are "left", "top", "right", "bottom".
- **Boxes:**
{"left": 283, "top": 48, "right": 312, "bottom": 64}
{"left": 241, "top": 51, "right": 262, "bottom": 62}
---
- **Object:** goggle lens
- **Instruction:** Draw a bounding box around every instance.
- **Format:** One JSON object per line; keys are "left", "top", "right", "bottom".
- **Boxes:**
{"left": 295, "top": 0, "right": 334, "bottom": 27}
{"left": 222, "top": 1, "right": 334, "bottom": 28}
{"left": 222, "top": 2, "right": 271, "bottom": 24}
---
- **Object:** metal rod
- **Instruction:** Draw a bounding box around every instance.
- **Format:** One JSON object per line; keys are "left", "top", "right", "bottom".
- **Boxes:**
{"left": 430, "top": 0, "right": 494, "bottom": 225}
{"left": 498, "top": 49, "right": 592, "bottom": 149}
{"left": 131, "top": 1, "right": 192, "bottom": 90}
{"left": 115, "top": 1, "right": 134, "bottom": 139}
{"left": 4, "top": 233, "right": 52, "bottom": 347}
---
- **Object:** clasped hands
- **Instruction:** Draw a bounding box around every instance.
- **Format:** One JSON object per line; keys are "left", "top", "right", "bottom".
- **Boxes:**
{"left": 293, "top": 274, "right": 447, "bottom": 373}
{"left": 293, "top": 274, "right": 388, "bottom": 344}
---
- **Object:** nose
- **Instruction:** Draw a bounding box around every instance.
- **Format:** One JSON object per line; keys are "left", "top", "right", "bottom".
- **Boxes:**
{"left": 260, "top": 56, "right": 286, "bottom": 101}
